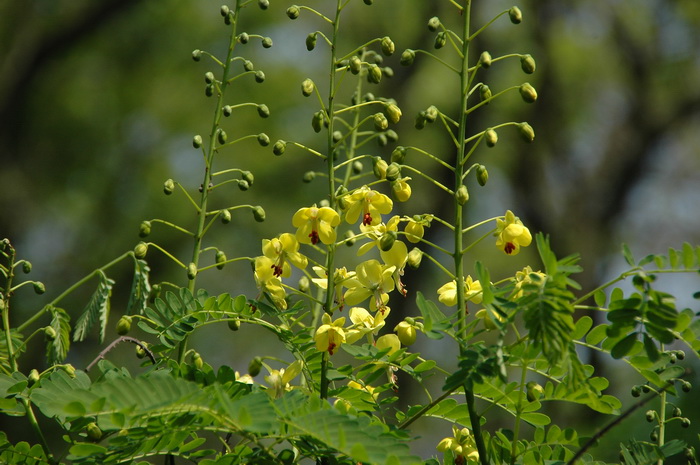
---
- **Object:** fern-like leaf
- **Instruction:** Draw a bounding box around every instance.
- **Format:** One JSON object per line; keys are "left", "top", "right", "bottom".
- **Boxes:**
{"left": 138, "top": 288, "right": 200, "bottom": 349}
{"left": 0, "top": 432, "right": 49, "bottom": 465}
{"left": 46, "top": 306, "right": 70, "bottom": 365}
{"left": 126, "top": 258, "right": 150, "bottom": 315}
{"left": 73, "top": 270, "right": 114, "bottom": 343}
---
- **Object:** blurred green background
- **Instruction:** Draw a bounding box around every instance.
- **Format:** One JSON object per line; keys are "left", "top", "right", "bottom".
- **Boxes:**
{"left": 2, "top": 0, "right": 699, "bottom": 461}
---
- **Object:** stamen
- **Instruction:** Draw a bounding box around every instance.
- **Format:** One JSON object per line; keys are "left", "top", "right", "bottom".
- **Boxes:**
{"left": 309, "top": 230, "right": 320, "bottom": 245}
{"left": 504, "top": 242, "right": 516, "bottom": 254}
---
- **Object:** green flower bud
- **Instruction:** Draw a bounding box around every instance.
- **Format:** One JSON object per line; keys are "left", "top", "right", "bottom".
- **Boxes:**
{"left": 509, "top": 6, "right": 523, "bottom": 24}
{"left": 243, "top": 60, "right": 254, "bottom": 72}
{"left": 63, "top": 364, "right": 76, "bottom": 378}
{"left": 681, "top": 381, "right": 691, "bottom": 392}
{"left": 301, "top": 78, "right": 314, "bottom": 97}
{"left": 192, "top": 352, "right": 203, "bottom": 370}
{"left": 134, "top": 242, "right": 148, "bottom": 259}
{"left": 286, "top": 5, "right": 300, "bottom": 19}
{"left": 205, "top": 84, "right": 214, "bottom": 97}
{"left": 631, "top": 386, "right": 641, "bottom": 397}
{"left": 228, "top": 318, "right": 240, "bottom": 331}
{"left": 257, "top": 133, "right": 270, "bottom": 146}
{"left": 215, "top": 250, "right": 227, "bottom": 270}
{"left": 526, "top": 382, "right": 544, "bottom": 402}
{"left": 377, "top": 133, "right": 388, "bottom": 147}
{"left": 480, "top": 51, "right": 492, "bottom": 68}
{"left": 381, "top": 36, "right": 395, "bottom": 56}
{"left": 480, "top": 84, "right": 492, "bottom": 103}
{"left": 434, "top": 32, "right": 447, "bottom": 49}
{"left": 476, "top": 165, "right": 489, "bottom": 186}
{"left": 220, "top": 5, "right": 229, "bottom": 16}
{"left": 344, "top": 230, "right": 356, "bottom": 247}
{"left": 238, "top": 32, "right": 249, "bottom": 44}
{"left": 261, "top": 37, "right": 273, "bottom": 48}
{"left": 455, "top": 185, "right": 469, "bottom": 205}
{"left": 222, "top": 105, "right": 233, "bottom": 117}
{"left": 385, "top": 103, "right": 402, "bottom": 124}
{"left": 428, "top": 16, "right": 441, "bottom": 32}
{"left": 221, "top": 209, "right": 232, "bottom": 224}
{"left": 302, "top": 171, "right": 316, "bottom": 183}
{"left": 257, "top": 104, "right": 270, "bottom": 118}
{"left": 254, "top": 70, "right": 265, "bottom": 83}
{"left": 650, "top": 430, "right": 658, "bottom": 442}
{"left": 242, "top": 170, "right": 254, "bottom": 185}
{"left": 192, "top": 49, "right": 202, "bottom": 61}
{"left": 520, "top": 54, "right": 536, "bottom": 74}
{"left": 187, "top": 263, "right": 197, "bottom": 280}
{"left": 149, "top": 284, "right": 161, "bottom": 303}
{"left": 298, "top": 275, "right": 310, "bottom": 293}
{"left": 386, "top": 129, "right": 398, "bottom": 142}
{"left": 193, "top": 134, "right": 203, "bottom": 148}
{"left": 645, "top": 410, "right": 655, "bottom": 422}
{"left": 673, "top": 407, "right": 682, "bottom": 417}
{"left": 116, "top": 315, "right": 132, "bottom": 335}
{"left": 395, "top": 321, "right": 417, "bottom": 346}
{"left": 363, "top": 0, "right": 373, "bottom": 4}
{"left": 373, "top": 157, "right": 388, "bottom": 179}
{"left": 349, "top": 55, "right": 362, "bottom": 74}
{"left": 163, "top": 178, "right": 175, "bottom": 195}
{"left": 312, "top": 111, "right": 324, "bottom": 133}
{"left": 642, "top": 385, "right": 651, "bottom": 393}
{"left": 86, "top": 422, "right": 102, "bottom": 442}
{"left": 391, "top": 146, "right": 407, "bottom": 164}
{"left": 351, "top": 160, "right": 363, "bottom": 174}
{"left": 225, "top": 10, "right": 234, "bottom": 24}
{"left": 485, "top": 129, "right": 498, "bottom": 147}
{"left": 306, "top": 32, "right": 317, "bottom": 51}
{"left": 272, "top": 140, "right": 286, "bottom": 156}
{"left": 363, "top": 92, "right": 375, "bottom": 102}
{"left": 258, "top": 0, "right": 269, "bottom": 9}
{"left": 520, "top": 82, "right": 537, "bottom": 103}
{"left": 386, "top": 162, "right": 401, "bottom": 182}
{"left": 681, "top": 418, "right": 691, "bottom": 428}
{"left": 407, "top": 247, "right": 423, "bottom": 269}
{"left": 400, "top": 49, "right": 415, "bottom": 66}
{"left": 248, "top": 356, "right": 263, "bottom": 376}
{"left": 675, "top": 350, "right": 685, "bottom": 360}
{"left": 424, "top": 105, "right": 438, "bottom": 123}
{"left": 44, "top": 326, "right": 57, "bottom": 341}
{"left": 414, "top": 113, "right": 426, "bottom": 130}
{"left": 204, "top": 71, "right": 215, "bottom": 84}
{"left": 367, "top": 64, "right": 382, "bottom": 84}
{"left": 518, "top": 122, "right": 535, "bottom": 142}
{"left": 238, "top": 180, "right": 250, "bottom": 191}
{"left": 333, "top": 130, "right": 343, "bottom": 143}
{"left": 379, "top": 231, "right": 397, "bottom": 252}
{"left": 139, "top": 220, "right": 151, "bottom": 238}
{"left": 33, "top": 282, "right": 46, "bottom": 295}
{"left": 217, "top": 129, "right": 228, "bottom": 145}
{"left": 373, "top": 112, "right": 388, "bottom": 131}
{"left": 252, "top": 206, "right": 266, "bottom": 222}
{"left": 135, "top": 343, "right": 147, "bottom": 359}
{"left": 28, "top": 369, "right": 40, "bottom": 386}
{"left": 22, "top": 261, "right": 32, "bottom": 274}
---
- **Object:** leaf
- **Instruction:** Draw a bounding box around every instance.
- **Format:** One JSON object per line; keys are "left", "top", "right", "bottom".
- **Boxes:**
{"left": 572, "top": 316, "right": 593, "bottom": 340}
{"left": 73, "top": 271, "right": 114, "bottom": 343}
{"left": 521, "top": 412, "right": 551, "bottom": 426}
{"left": 593, "top": 290, "right": 606, "bottom": 307}
{"left": 474, "top": 261, "right": 493, "bottom": 305}
{"left": 682, "top": 242, "right": 695, "bottom": 268}
{"left": 622, "top": 243, "right": 635, "bottom": 266}
{"left": 642, "top": 333, "right": 660, "bottom": 362}
{"left": 137, "top": 288, "right": 201, "bottom": 349}
{"left": 0, "top": 330, "right": 24, "bottom": 374}
{"left": 46, "top": 306, "right": 70, "bottom": 365}
{"left": 127, "top": 258, "right": 151, "bottom": 315}
{"left": 611, "top": 332, "right": 638, "bottom": 359}
{"left": 415, "top": 292, "right": 448, "bottom": 338}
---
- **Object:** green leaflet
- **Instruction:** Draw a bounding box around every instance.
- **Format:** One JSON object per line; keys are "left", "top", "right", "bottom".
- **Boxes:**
{"left": 46, "top": 306, "right": 70, "bottom": 365}
{"left": 126, "top": 258, "right": 151, "bottom": 316}
{"left": 73, "top": 270, "right": 114, "bottom": 343}
{"left": 0, "top": 432, "right": 49, "bottom": 465}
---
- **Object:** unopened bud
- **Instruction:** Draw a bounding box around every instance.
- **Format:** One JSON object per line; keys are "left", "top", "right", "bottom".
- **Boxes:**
{"left": 301, "top": 78, "right": 315, "bottom": 96}
{"left": 44, "top": 326, "right": 57, "bottom": 341}
{"left": 351, "top": 160, "right": 363, "bottom": 174}
{"left": 238, "top": 32, "right": 249, "bottom": 44}
{"left": 257, "top": 104, "right": 270, "bottom": 118}
{"left": 349, "top": 56, "right": 362, "bottom": 75}
{"left": 204, "top": 72, "right": 215, "bottom": 85}
{"left": 526, "top": 382, "right": 544, "bottom": 402}
{"left": 258, "top": 0, "right": 269, "bottom": 9}
{"left": 139, "top": 221, "right": 151, "bottom": 238}
{"left": 261, "top": 37, "right": 273, "bottom": 48}
{"left": 306, "top": 32, "right": 317, "bottom": 51}
{"left": 367, "top": 64, "right": 382, "bottom": 84}
{"left": 424, "top": 105, "right": 438, "bottom": 123}
{"left": 86, "top": 422, "right": 102, "bottom": 442}
{"left": 205, "top": 84, "right": 214, "bottom": 97}
{"left": 221, "top": 209, "right": 232, "bottom": 224}
{"left": 415, "top": 113, "right": 427, "bottom": 130}
{"left": 480, "top": 51, "right": 492, "bottom": 68}
{"left": 286, "top": 5, "right": 300, "bottom": 19}
{"left": 480, "top": 84, "right": 492, "bottom": 103}
{"left": 519, "top": 82, "right": 537, "bottom": 103}
{"left": 192, "top": 352, "right": 203, "bottom": 370}
{"left": 379, "top": 231, "right": 397, "bottom": 252}
{"left": 237, "top": 179, "right": 249, "bottom": 191}
{"left": 344, "top": 230, "right": 356, "bottom": 247}
{"left": 391, "top": 146, "right": 407, "bottom": 164}
{"left": 333, "top": 130, "right": 343, "bottom": 143}
{"left": 135, "top": 344, "right": 147, "bottom": 359}
{"left": 254, "top": 70, "right": 265, "bottom": 83}
{"left": 434, "top": 32, "right": 447, "bottom": 49}
{"left": 518, "top": 122, "right": 535, "bottom": 142}
{"left": 228, "top": 318, "right": 240, "bottom": 331}
{"left": 223, "top": 105, "right": 232, "bottom": 117}
{"left": 22, "top": 261, "right": 32, "bottom": 274}
{"left": 272, "top": 140, "right": 286, "bottom": 156}
{"left": 407, "top": 247, "right": 423, "bottom": 269}
{"left": 520, "top": 54, "right": 536, "bottom": 74}
{"left": 385, "top": 103, "right": 402, "bottom": 124}
{"left": 116, "top": 315, "right": 132, "bottom": 335}
{"left": 427, "top": 16, "right": 441, "bottom": 32}
{"left": 385, "top": 162, "right": 401, "bottom": 182}
{"left": 134, "top": 242, "right": 148, "bottom": 259}
{"left": 33, "top": 282, "right": 46, "bottom": 295}
{"left": 63, "top": 364, "right": 76, "bottom": 378}
{"left": 509, "top": 6, "right": 523, "bottom": 24}
{"left": 395, "top": 321, "right": 417, "bottom": 346}
{"left": 187, "top": 263, "right": 197, "bottom": 280}
{"left": 248, "top": 356, "right": 263, "bottom": 376}
{"left": 373, "top": 157, "right": 388, "bottom": 179}
{"left": 312, "top": 111, "right": 324, "bottom": 133}
{"left": 455, "top": 185, "right": 469, "bottom": 205}
{"left": 381, "top": 36, "right": 395, "bottom": 56}
{"left": 298, "top": 276, "right": 310, "bottom": 293}
{"left": 220, "top": 5, "right": 230, "bottom": 17}
{"left": 681, "top": 418, "right": 691, "bottom": 428}
{"left": 216, "top": 251, "right": 227, "bottom": 270}
{"left": 192, "top": 49, "right": 202, "bottom": 62}
{"left": 193, "top": 135, "right": 203, "bottom": 148}
{"left": 252, "top": 206, "right": 266, "bottom": 222}
{"left": 257, "top": 133, "right": 270, "bottom": 146}
{"left": 373, "top": 113, "right": 388, "bottom": 131}
{"left": 400, "top": 49, "right": 415, "bottom": 66}
{"left": 302, "top": 171, "right": 316, "bottom": 183}
{"left": 386, "top": 129, "right": 398, "bottom": 142}
{"left": 217, "top": 129, "right": 228, "bottom": 145}
{"left": 243, "top": 60, "right": 254, "bottom": 72}
{"left": 28, "top": 369, "right": 40, "bottom": 386}
{"left": 476, "top": 165, "right": 489, "bottom": 186}
{"left": 485, "top": 129, "right": 498, "bottom": 147}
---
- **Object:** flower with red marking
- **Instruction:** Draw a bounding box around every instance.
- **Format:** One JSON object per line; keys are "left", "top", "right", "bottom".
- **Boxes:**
{"left": 262, "top": 233, "right": 308, "bottom": 277}
{"left": 495, "top": 210, "right": 532, "bottom": 255}
{"left": 343, "top": 186, "right": 393, "bottom": 226}
{"left": 315, "top": 313, "right": 346, "bottom": 355}
{"left": 292, "top": 205, "right": 341, "bottom": 245}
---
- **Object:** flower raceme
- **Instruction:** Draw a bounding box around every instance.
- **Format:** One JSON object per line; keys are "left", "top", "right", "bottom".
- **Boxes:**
{"left": 495, "top": 210, "right": 532, "bottom": 255}
{"left": 343, "top": 186, "right": 393, "bottom": 226}
{"left": 437, "top": 275, "right": 483, "bottom": 307}
{"left": 292, "top": 205, "right": 340, "bottom": 245}
{"left": 261, "top": 233, "right": 307, "bottom": 277}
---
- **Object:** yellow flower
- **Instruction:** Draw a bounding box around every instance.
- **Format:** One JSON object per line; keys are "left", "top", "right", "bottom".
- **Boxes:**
{"left": 357, "top": 215, "right": 401, "bottom": 256}
{"left": 347, "top": 380, "right": 379, "bottom": 400}
{"left": 315, "top": 313, "right": 346, "bottom": 355}
{"left": 254, "top": 256, "right": 287, "bottom": 309}
{"left": 437, "top": 426, "right": 479, "bottom": 463}
{"left": 264, "top": 360, "right": 302, "bottom": 399}
{"left": 292, "top": 205, "right": 340, "bottom": 245}
{"left": 343, "top": 186, "right": 393, "bottom": 226}
{"left": 343, "top": 259, "right": 396, "bottom": 312}
{"left": 375, "top": 333, "right": 401, "bottom": 354}
{"left": 262, "top": 233, "right": 308, "bottom": 277}
{"left": 311, "top": 266, "right": 355, "bottom": 311}
{"left": 512, "top": 265, "right": 546, "bottom": 299}
{"left": 391, "top": 177, "right": 412, "bottom": 202}
{"left": 437, "top": 275, "right": 482, "bottom": 306}
{"left": 495, "top": 210, "right": 532, "bottom": 255}
{"left": 348, "top": 306, "right": 389, "bottom": 342}
{"left": 404, "top": 220, "right": 424, "bottom": 243}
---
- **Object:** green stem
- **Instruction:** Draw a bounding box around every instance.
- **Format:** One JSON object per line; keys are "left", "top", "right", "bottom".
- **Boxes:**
{"left": 2, "top": 243, "right": 18, "bottom": 373}
{"left": 510, "top": 354, "right": 529, "bottom": 465}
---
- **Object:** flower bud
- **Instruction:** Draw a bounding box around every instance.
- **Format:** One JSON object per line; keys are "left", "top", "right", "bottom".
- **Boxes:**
{"left": 381, "top": 36, "right": 395, "bottom": 56}
{"left": 241, "top": 171, "right": 254, "bottom": 186}
{"left": 391, "top": 146, "right": 407, "bottom": 164}
{"left": 400, "top": 49, "right": 415, "bottom": 66}
{"left": 216, "top": 251, "right": 227, "bottom": 270}
{"left": 519, "top": 82, "right": 537, "bottom": 103}
{"left": 427, "top": 16, "right": 441, "bottom": 32}
{"left": 252, "top": 134, "right": 269, "bottom": 149}
{"left": 385, "top": 103, "right": 402, "bottom": 124}
{"left": 376, "top": 334, "right": 401, "bottom": 354}
{"left": 187, "top": 263, "right": 197, "bottom": 280}
{"left": 273, "top": 140, "right": 286, "bottom": 156}
{"left": 44, "top": 326, "right": 57, "bottom": 341}
{"left": 349, "top": 56, "right": 362, "bottom": 75}
{"left": 385, "top": 162, "right": 401, "bottom": 182}
{"left": 116, "top": 315, "right": 132, "bottom": 335}
{"left": 681, "top": 381, "right": 691, "bottom": 392}
{"left": 344, "top": 230, "right": 356, "bottom": 247}
{"left": 254, "top": 70, "right": 265, "bottom": 83}
{"left": 480, "top": 51, "right": 492, "bottom": 68}
{"left": 258, "top": 0, "right": 269, "bottom": 9}
{"left": 367, "top": 64, "right": 382, "bottom": 84}
{"left": 395, "top": 321, "right": 417, "bottom": 346}
{"left": 33, "top": 282, "right": 46, "bottom": 295}
{"left": 228, "top": 318, "right": 240, "bottom": 331}
{"left": 480, "top": 84, "right": 492, "bottom": 103}
{"left": 673, "top": 407, "right": 682, "bottom": 418}
{"left": 22, "top": 261, "right": 32, "bottom": 274}
{"left": 455, "top": 185, "right": 469, "bottom": 205}
{"left": 220, "top": 5, "right": 229, "bottom": 16}
{"left": 645, "top": 410, "right": 655, "bottom": 422}
{"left": 222, "top": 105, "right": 233, "bottom": 117}
{"left": 252, "top": 206, "right": 266, "bottom": 222}
{"left": 204, "top": 71, "right": 215, "bottom": 84}
{"left": 86, "top": 422, "right": 102, "bottom": 442}
{"left": 63, "top": 364, "right": 76, "bottom": 378}
{"left": 373, "top": 157, "right": 388, "bottom": 179}
{"left": 407, "top": 247, "right": 423, "bottom": 269}
{"left": 373, "top": 113, "right": 388, "bottom": 131}
{"left": 217, "top": 129, "right": 227, "bottom": 145}
{"left": 28, "top": 369, "right": 40, "bottom": 386}
{"left": 193, "top": 135, "right": 203, "bottom": 148}
{"left": 434, "top": 32, "right": 447, "bottom": 49}
{"left": 509, "top": 6, "right": 523, "bottom": 24}
{"left": 526, "top": 382, "right": 544, "bottom": 402}
{"left": 476, "top": 165, "right": 489, "bottom": 186}
{"left": 243, "top": 60, "right": 254, "bottom": 72}
{"left": 363, "top": 0, "right": 373, "bottom": 4}
{"left": 379, "top": 231, "right": 397, "bottom": 252}
{"left": 221, "top": 209, "right": 232, "bottom": 224}
{"left": 518, "top": 122, "right": 535, "bottom": 142}
{"left": 302, "top": 171, "right": 316, "bottom": 183}
{"left": 286, "top": 5, "right": 300, "bottom": 19}
{"left": 301, "top": 78, "right": 314, "bottom": 97}
{"left": 192, "top": 49, "right": 202, "bottom": 61}
{"left": 205, "top": 84, "right": 214, "bottom": 97}
{"left": 135, "top": 344, "right": 147, "bottom": 359}
{"left": 631, "top": 385, "right": 641, "bottom": 397}
{"left": 520, "top": 54, "right": 536, "bottom": 74}
{"left": 238, "top": 32, "right": 249, "bottom": 44}
{"left": 485, "top": 129, "right": 498, "bottom": 147}
{"left": 681, "top": 418, "right": 691, "bottom": 428}
{"left": 248, "top": 356, "right": 263, "bottom": 376}
{"left": 306, "top": 32, "right": 317, "bottom": 51}
{"left": 192, "top": 352, "right": 203, "bottom": 370}
{"left": 134, "top": 242, "right": 148, "bottom": 259}
{"left": 385, "top": 129, "right": 398, "bottom": 142}
{"left": 333, "top": 130, "right": 343, "bottom": 143}
{"left": 261, "top": 37, "right": 273, "bottom": 48}
{"left": 139, "top": 220, "right": 151, "bottom": 238}
{"left": 312, "top": 111, "right": 324, "bottom": 133}
{"left": 351, "top": 161, "right": 363, "bottom": 174}
{"left": 257, "top": 104, "right": 270, "bottom": 118}
{"left": 650, "top": 430, "right": 658, "bottom": 442}
{"left": 414, "top": 113, "right": 426, "bottom": 130}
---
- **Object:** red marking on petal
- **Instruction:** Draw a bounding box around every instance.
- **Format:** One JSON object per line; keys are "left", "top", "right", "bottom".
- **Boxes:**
{"left": 362, "top": 212, "right": 372, "bottom": 226}
{"left": 271, "top": 264, "right": 284, "bottom": 277}
{"left": 309, "top": 230, "right": 320, "bottom": 245}
{"left": 328, "top": 342, "right": 337, "bottom": 355}
{"left": 504, "top": 242, "right": 516, "bottom": 254}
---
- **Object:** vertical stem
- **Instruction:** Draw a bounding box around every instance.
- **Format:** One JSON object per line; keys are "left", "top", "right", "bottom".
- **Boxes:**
{"left": 1, "top": 245, "right": 18, "bottom": 374}
{"left": 656, "top": 344, "right": 666, "bottom": 465}
{"left": 510, "top": 357, "right": 529, "bottom": 464}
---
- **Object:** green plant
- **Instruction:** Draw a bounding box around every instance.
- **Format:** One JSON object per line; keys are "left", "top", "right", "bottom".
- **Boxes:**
{"left": 1, "top": 1, "right": 699, "bottom": 465}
